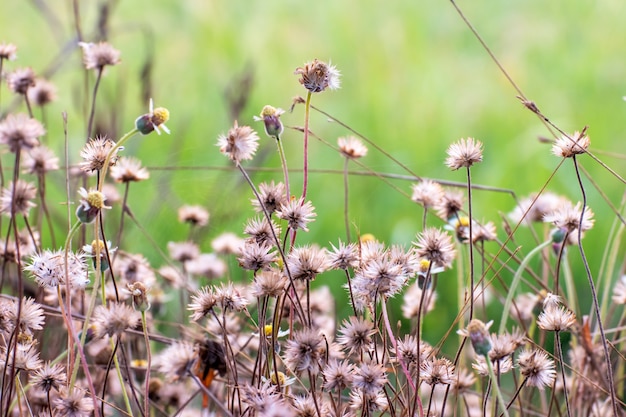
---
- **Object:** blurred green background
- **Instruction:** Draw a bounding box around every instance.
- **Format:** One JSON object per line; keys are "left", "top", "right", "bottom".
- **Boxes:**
{"left": 2, "top": 0, "right": 625, "bottom": 345}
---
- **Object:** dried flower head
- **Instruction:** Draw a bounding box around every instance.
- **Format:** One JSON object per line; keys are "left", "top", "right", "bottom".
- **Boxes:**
{"left": 135, "top": 99, "right": 170, "bottom": 135}
{"left": 31, "top": 362, "right": 67, "bottom": 393}
{"left": 244, "top": 216, "right": 281, "bottom": 247}
{"left": 167, "top": 241, "right": 200, "bottom": 263}
{"left": 238, "top": 241, "right": 276, "bottom": 271}
{"left": 537, "top": 306, "right": 576, "bottom": 332}
{"left": 473, "top": 220, "right": 497, "bottom": 242}
{"left": 0, "top": 341, "right": 42, "bottom": 372}
{"left": 435, "top": 189, "right": 465, "bottom": 221}
{"left": 109, "top": 156, "right": 150, "bottom": 182}
{"left": 14, "top": 297, "right": 45, "bottom": 332}
{"left": 276, "top": 198, "right": 317, "bottom": 232}
{"left": 78, "top": 41, "right": 120, "bottom": 69}
{"left": 54, "top": 387, "right": 94, "bottom": 417}
{"left": 402, "top": 283, "right": 436, "bottom": 318}
{"left": 92, "top": 302, "right": 141, "bottom": 338}
{"left": 286, "top": 245, "right": 328, "bottom": 281}
{"left": 215, "top": 283, "right": 249, "bottom": 311}
{"left": 7, "top": 67, "right": 35, "bottom": 94}
{"left": 353, "top": 362, "right": 388, "bottom": 397}
{"left": 188, "top": 287, "right": 217, "bottom": 321}
{"left": 338, "top": 136, "right": 368, "bottom": 159}
{"left": 445, "top": 137, "right": 483, "bottom": 170}
{"left": 459, "top": 319, "right": 492, "bottom": 357}
{"left": 27, "top": 78, "right": 57, "bottom": 107}
{"left": 413, "top": 227, "right": 456, "bottom": 269}
{"left": 612, "top": 276, "right": 626, "bottom": 304}
{"left": 420, "top": 357, "right": 456, "bottom": 386}
{"left": 295, "top": 59, "right": 341, "bottom": 93}
{"left": 157, "top": 341, "right": 198, "bottom": 381}
{"left": 472, "top": 355, "right": 513, "bottom": 376}
{"left": 217, "top": 121, "right": 259, "bottom": 163}
{"left": 327, "top": 240, "right": 359, "bottom": 270}
{"left": 0, "top": 180, "right": 37, "bottom": 216}
{"left": 509, "top": 192, "right": 567, "bottom": 225}
{"left": 178, "top": 205, "right": 209, "bottom": 227}
{"left": 253, "top": 105, "right": 285, "bottom": 138}
{"left": 323, "top": 359, "right": 354, "bottom": 391}
{"left": 543, "top": 201, "right": 594, "bottom": 234}
{"left": 284, "top": 328, "right": 324, "bottom": 374}
{"left": 337, "top": 316, "right": 375, "bottom": 356}
{"left": 0, "top": 113, "right": 44, "bottom": 152}
{"left": 0, "top": 42, "right": 17, "bottom": 60}
{"left": 24, "top": 249, "right": 89, "bottom": 288}
{"left": 23, "top": 145, "right": 59, "bottom": 175}
{"left": 517, "top": 348, "right": 556, "bottom": 389}
{"left": 250, "top": 268, "right": 287, "bottom": 298}
{"left": 79, "top": 136, "right": 119, "bottom": 172}
{"left": 252, "top": 181, "right": 288, "bottom": 215}
{"left": 411, "top": 179, "right": 445, "bottom": 209}
{"left": 185, "top": 253, "right": 227, "bottom": 279}
{"left": 552, "top": 130, "right": 590, "bottom": 158}
{"left": 211, "top": 232, "right": 244, "bottom": 255}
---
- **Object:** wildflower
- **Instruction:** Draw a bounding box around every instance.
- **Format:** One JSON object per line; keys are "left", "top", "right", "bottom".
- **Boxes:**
{"left": 472, "top": 355, "right": 513, "bottom": 376}
{"left": 411, "top": 179, "right": 444, "bottom": 209}
{"left": 420, "top": 357, "right": 456, "bottom": 386}
{"left": 392, "top": 335, "right": 433, "bottom": 375}
{"left": 250, "top": 268, "right": 287, "bottom": 298}
{"left": 453, "top": 368, "right": 477, "bottom": 393}
{"left": 54, "top": 387, "right": 94, "bottom": 417}
{"left": 327, "top": 240, "right": 359, "bottom": 270}
{"left": 27, "top": 78, "right": 57, "bottom": 107}
{"left": 612, "top": 275, "right": 626, "bottom": 304}
{"left": 353, "top": 362, "right": 388, "bottom": 397}
{"left": 0, "top": 113, "right": 44, "bottom": 152}
{"left": 238, "top": 241, "right": 276, "bottom": 271}
{"left": 459, "top": 319, "right": 492, "bottom": 357}
{"left": 435, "top": 188, "right": 465, "bottom": 221}
{"left": 244, "top": 216, "right": 281, "bottom": 247}
{"left": 276, "top": 198, "right": 317, "bottom": 232}
{"left": 292, "top": 394, "right": 327, "bottom": 417}
{"left": 284, "top": 328, "right": 324, "bottom": 373}
{"left": 517, "top": 349, "right": 556, "bottom": 389}
{"left": 541, "top": 292, "right": 562, "bottom": 309}
{"left": 7, "top": 67, "right": 35, "bottom": 94}
{"left": 544, "top": 201, "right": 594, "bottom": 235}
{"left": 126, "top": 281, "right": 150, "bottom": 312}
{"left": 109, "top": 156, "right": 150, "bottom": 182}
{"left": 135, "top": 98, "right": 170, "bottom": 135}
{"left": 489, "top": 329, "right": 525, "bottom": 362}
{"left": 79, "top": 136, "right": 119, "bottom": 172}
{"left": 349, "top": 389, "right": 388, "bottom": 412}
{"left": 295, "top": 59, "right": 341, "bottom": 93}
{"left": 217, "top": 121, "right": 259, "bottom": 163}
{"left": 552, "top": 130, "right": 590, "bottom": 158}
{"left": 23, "top": 145, "right": 59, "bottom": 175}
{"left": 537, "top": 306, "right": 576, "bottom": 332}
{"left": 0, "top": 180, "right": 37, "bottom": 216}
{"left": 178, "top": 205, "right": 209, "bottom": 227}
{"left": 215, "top": 283, "right": 249, "bottom": 311}
{"left": 286, "top": 245, "right": 328, "bottom": 281}
{"left": 92, "top": 302, "right": 141, "bottom": 338}
{"left": 82, "top": 239, "right": 116, "bottom": 272}
{"left": 78, "top": 41, "right": 120, "bottom": 70}
{"left": 251, "top": 181, "right": 288, "bottom": 215}
{"left": 337, "top": 316, "right": 375, "bottom": 356}
{"left": 241, "top": 381, "right": 283, "bottom": 413}
{"left": 186, "top": 253, "right": 227, "bottom": 279}
{"left": 188, "top": 287, "right": 217, "bottom": 321}
{"left": 24, "top": 249, "right": 89, "bottom": 288}
{"left": 338, "top": 136, "right": 368, "bottom": 159}
{"left": 167, "top": 241, "right": 200, "bottom": 263}
{"left": 413, "top": 227, "right": 456, "bottom": 269}
{"left": 211, "top": 232, "right": 244, "bottom": 255}
{"left": 356, "top": 257, "right": 407, "bottom": 299}
{"left": 473, "top": 220, "right": 497, "bottom": 242}
{"left": 76, "top": 187, "right": 111, "bottom": 224}
{"left": 253, "top": 105, "right": 285, "bottom": 138}
{"left": 113, "top": 252, "right": 156, "bottom": 286}
{"left": 445, "top": 137, "right": 483, "bottom": 170}
{"left": 323, "top": 359, "right": 354, "bottom": 391}
{"left": 157, "top": 341, "right": 197, "bottom": 381}
{"left": 13, "top": 297, "right": 45, "bottom": 332}
{"left": 0, "top": 341, "right": 42, "bottom": 372}
{"left": 0, "top": 42, "right": 17, "bottom": 60}
{"left": 31, "top": 362, "right": 66, "bottom": 393}
{"left": 509, "top": 192, "right": 567, "bottom": 225}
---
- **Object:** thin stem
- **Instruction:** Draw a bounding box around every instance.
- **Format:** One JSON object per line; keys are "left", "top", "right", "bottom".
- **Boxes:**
{"left": 275, "top": 137, "right": 290, "bottom": 199}
{"left": 466, "top": 165, "right": 475, "bottom": 319}
{"left": 141, "top": 311, "right": 152, "bottom": 417}
{"left": 86, "top": 67, "right": 104, "bottom": 141}
{"left": 343, "top": 157, "right": 351, "bottom": 242}
{"left": 301, "top": 91, "right": 312, "bottom": 200}
{"left": 572, "top": 155, "right": 619, "bottom": 415}
{"left": 554, "top": 331, "right": 571, "bottom": 417}
{"left": 483, "top": 354, "right": 510, "bottom": 417}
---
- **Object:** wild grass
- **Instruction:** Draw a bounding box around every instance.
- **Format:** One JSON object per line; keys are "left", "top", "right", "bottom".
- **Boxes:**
{"left": 0, "top": 1, "right": 625, "bottom": 417}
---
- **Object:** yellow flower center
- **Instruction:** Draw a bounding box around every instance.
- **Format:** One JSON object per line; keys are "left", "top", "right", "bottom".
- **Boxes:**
{"left": 263, "top": 324, "right": 273, "bottom": 337}
{"left": 86, "top": 190, "right": 106, "bottom": 209}
{"left": 458, "top": 216, "right": 470, "bottom": 227}
{"left": 91, "top": 239, "right": 105, "bottom": 254}
{"left": 360, "top": 233, "right": 376, "bottom": 243}
{"left": 270, "top": 371, "right": 286, "bottom": 385}
{"left": 419, "top": 259, "right": 431, "bottom": 272}
{"left": 152, "top": 107, "right": 170, "bottom": 126}
{"left": 261, "top": 105, "right": 279, "bottom": 118}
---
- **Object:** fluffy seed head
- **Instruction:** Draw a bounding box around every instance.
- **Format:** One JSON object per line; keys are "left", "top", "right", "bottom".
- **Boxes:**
{"left": 445, "top": 137, "right": 483, "bottom": 170}
{"left": 413, "top": 227, "right": 456, "bottom": 269}
{"left": 217, "top": 121, "right": 260, "bottom": 163}
{"left": 0, "top": 180, "right": 37, "bottom": 216}
{"left": 517, "top": 349, "right": 556, "bottom": 389}
{"left": 0, "top": 42, "right": 17, "bottom": 60}
{"left": 411, "top": 179, "right": 444, "bottom": 209}
{"left": 338, "top": 136, "right": 368, "bottom": 159}
{"left": 552, "top": 131, "right": 590, "bottom": 158}
{"left": 276, "top": 198, "right": 316, "bottom": 232}
{"left": 295, "top": 59, "right": 341, "bottom": 93}
{"left": 0, "top": 113, "right": 44, "bottom": 152}
{"left": 79, "top": 41, "right": 121, "bottom": 69}
{"left": 7, "top": 67, "right": 35, "bottom": 94}
{"left": 109, "top": 156, "right": 150, "bottom": 182}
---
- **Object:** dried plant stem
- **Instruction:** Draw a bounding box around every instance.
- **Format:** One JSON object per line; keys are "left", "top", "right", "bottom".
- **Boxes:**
{"left": 86, "top": 67, "right": 103, "bottom": 140}
{"left": 466, "top": 166, "right": 475, "bottom": 319}
{"left": 343, "top": 157, "right": 351, "bottom": 242}
{"left": 141, "top": 311, "right": 152, "bottom": 417}
{"left": 553, "top": 331, "right": 571, "bottom": 417}
{"left": 275, "top": 137, "right": 290, "bottom": 199}
{"left": 301, "top": 91, "right": 312, "bottom": 200}
{"left": 572, "top": 155, "right": 619, "bottom": 415}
